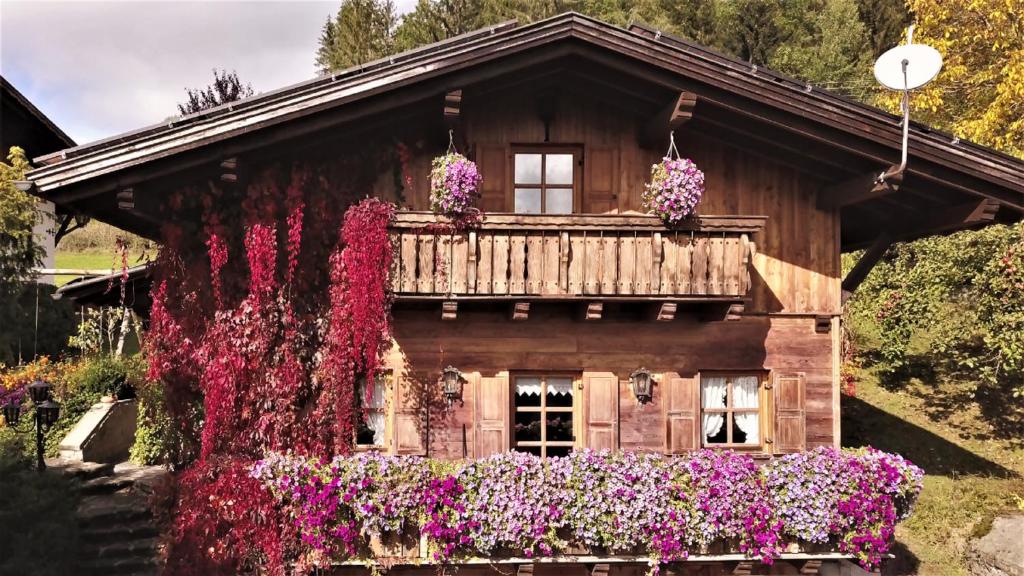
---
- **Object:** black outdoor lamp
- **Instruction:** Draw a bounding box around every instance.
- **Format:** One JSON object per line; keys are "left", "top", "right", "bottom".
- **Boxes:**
{"left": 27, "top": 378, "right": 51, "bottom": 403}
{"left": 4, "top": 379, "right": 61, "bottom": 472}
{"left": 630, "top": 368, "right": 654, "bottom": 404}
{"left": 2, "top": 399, "right": 20, "bottom": 426}
{"left": 440, "top": 366, "right": 464, "bottom": 408}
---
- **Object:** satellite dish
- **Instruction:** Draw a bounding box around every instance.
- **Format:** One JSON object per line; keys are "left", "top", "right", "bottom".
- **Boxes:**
{"left": 871, "top": 25, "right": 943, "bottom": 184}
{"left": 874, "top": 43, "right": 943, "bottom": 90}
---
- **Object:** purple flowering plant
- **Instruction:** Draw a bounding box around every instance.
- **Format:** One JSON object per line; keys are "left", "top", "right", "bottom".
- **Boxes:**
{"left": 642, "top": 157, "right": 705, "bottom": 226}
{"left": 252, "top": 447, "right": 922, "bottom": 571}
{"left": 430, "top": 153, "right": 482, "bottom": 216}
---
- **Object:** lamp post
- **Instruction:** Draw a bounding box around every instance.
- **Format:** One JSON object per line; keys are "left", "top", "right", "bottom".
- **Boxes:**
{"left": 3, "top": 379, "right": 61, "bottom": 472}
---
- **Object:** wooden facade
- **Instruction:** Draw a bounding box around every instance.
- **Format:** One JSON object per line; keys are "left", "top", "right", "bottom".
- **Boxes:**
{"left": 22, "top": 11, "right": 1024, "bottom": 572}
{"left": 352, "top": 81, "right": 844, "bottom": 459}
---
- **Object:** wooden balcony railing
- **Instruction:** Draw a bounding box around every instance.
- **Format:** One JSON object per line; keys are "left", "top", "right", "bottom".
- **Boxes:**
{"left": 390, "top": 213, "right": 765, "bottom": 299}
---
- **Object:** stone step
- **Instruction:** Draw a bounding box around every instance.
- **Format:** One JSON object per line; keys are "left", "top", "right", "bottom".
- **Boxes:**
{"left": 77, "top": 493, "right": 152, "bottom": 527}
{"left": 80, "top": 473, "right": 136, "bottom": 495}
{"left": 44, "top": 458, "right": 115, "bottom": 480}
{"left": 78, "top": 555, "right": 160, "bottom": 575}
{"left": 81, "top": 518, "right": 160, "bottom": 544}
{"left": 81, "top": 536, "right": 161, "bottom": 560}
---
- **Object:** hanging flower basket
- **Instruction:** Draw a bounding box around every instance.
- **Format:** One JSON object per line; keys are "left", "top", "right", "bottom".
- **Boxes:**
{"left": 430, "top": 152, "right": 482, "bottom": 217}
{"left": 643, "top": 133, "right": 705, "bottom": 226}
{"left": 643, "top": 156, "right": 705, "bottom": 226}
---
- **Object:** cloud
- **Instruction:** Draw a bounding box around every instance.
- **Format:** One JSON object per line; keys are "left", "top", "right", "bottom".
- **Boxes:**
{"left": 1, "top": 0, "right": 356, "bottom": 145}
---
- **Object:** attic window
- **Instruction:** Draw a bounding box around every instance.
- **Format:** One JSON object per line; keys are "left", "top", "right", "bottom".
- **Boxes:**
{"left": 512, "top": 147, "right": 578, "bottom": 214}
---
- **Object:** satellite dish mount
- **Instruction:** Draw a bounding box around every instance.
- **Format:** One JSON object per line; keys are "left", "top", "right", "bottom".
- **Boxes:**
{"left": 872, "top": 25, "right": 943, "bottom": 184}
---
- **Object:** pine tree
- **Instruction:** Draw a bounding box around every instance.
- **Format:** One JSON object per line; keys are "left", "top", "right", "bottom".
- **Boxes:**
{"left": 316, "top": 0, "right": 398, "bottom": 73}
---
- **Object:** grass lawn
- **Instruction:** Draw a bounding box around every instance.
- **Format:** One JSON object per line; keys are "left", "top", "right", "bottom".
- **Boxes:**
{"left": 842, "top": 372, "right": 1024, "bottom": 575}
{"left": 53, "top": 250, "right": 148, "bottom": 286}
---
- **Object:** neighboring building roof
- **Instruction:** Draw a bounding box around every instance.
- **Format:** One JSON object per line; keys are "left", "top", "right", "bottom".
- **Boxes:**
{"left": 54, "top": 264, "right": 153, "bottom": 315}
{"left": 18, "top": 12, "right": 1024, "bottom": 244}
{"left": 1, "top": 75, "right": 75, "bottom": 157}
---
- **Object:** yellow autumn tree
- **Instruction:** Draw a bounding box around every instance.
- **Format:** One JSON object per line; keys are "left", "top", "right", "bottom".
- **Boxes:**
{"left": 888, "top": 0, "right": 1023, "bottom": 158}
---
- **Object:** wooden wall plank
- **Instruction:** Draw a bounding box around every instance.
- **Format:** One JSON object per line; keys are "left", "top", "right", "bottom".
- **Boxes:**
{"left": 477, "top": 232, "right": 493, "bottom": 294}
{"left": 493, "top": 233, "right": 509, "bottom": 294}
{"left": 509, "top": 234, "right": 526, "bottom": 294}
{"left": 526, "top": 234, "right": 544, "bottom": 294}
{"left": 417, "top": 235, "right": 435, "bottom": 293}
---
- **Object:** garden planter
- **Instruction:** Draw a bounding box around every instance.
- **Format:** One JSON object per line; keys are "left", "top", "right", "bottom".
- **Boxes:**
{"left": 369, "top": 529, "right": 421, "bottom": 559}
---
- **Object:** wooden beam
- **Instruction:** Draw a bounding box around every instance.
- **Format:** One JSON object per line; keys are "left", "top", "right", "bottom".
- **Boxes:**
{"left": 444, "top": 89, "right": 462, "bottom": 125}
{"left": 642, "top": 91, "right": 697, "bottom": 148}
{"left": 116, "top": 187, "right": 134, "bottom": 211}
{"left": 908, "top": 198, "right": 1000, "bottom": 237}
{"left": 581, "top": 301, "right": 603, "bottom": 320}
{"left": 441, "top": 300, "right": 458, "bottom": 321}
{"left": 841, "top": 233, "right": 892, "bottom": 303}
{"left": 511, "top": 302, "right": 530, "bottom": 321}
{"left": 220, "top": 157, "right": 240, "bottom": 184}
{"left": 699, "top": 302, "right": 744, "bottom": 322}
{"left": 588, "top": 564, "right": 610, "bottom": 576}
{"left": 653, "top": 301, "right": 677, "bottom": 321}
{"left": 844, "top": 198, "right": 1002, "bottom": 251}
{"left": 818, "top": 165, "right": 901, "bottom": 209}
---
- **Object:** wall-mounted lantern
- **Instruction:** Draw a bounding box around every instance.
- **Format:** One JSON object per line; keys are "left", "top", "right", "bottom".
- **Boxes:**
{"left": 440, "top": 366, "right": 464, "bottom": 408}
{"left": 630, "top": 368, "right": 654, "bottom": 404}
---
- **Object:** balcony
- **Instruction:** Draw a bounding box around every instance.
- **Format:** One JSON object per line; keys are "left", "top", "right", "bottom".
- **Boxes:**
{"left": 390, "top": 212, "right": 765, "bottom": 317}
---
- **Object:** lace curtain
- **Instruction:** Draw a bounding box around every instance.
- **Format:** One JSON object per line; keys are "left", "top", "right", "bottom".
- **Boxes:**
{"left": 733, "top": 376, "right": 760, "bottom": 444}
{"left": 701, "top": 377, "right": 727, "bottom": 441}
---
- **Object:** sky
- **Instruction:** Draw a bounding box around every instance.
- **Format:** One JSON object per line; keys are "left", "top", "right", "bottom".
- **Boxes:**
{"left": 1, "top": 0, "right": 418, "bottom": 146}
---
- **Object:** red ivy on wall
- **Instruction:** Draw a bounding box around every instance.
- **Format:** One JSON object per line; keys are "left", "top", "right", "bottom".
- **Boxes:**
{"left": 146, "top": 161, "right": 396, "bottom": 574}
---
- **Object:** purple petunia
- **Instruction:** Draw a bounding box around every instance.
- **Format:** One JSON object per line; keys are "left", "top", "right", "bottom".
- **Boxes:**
{"left": 642, "top": 157, "right": 705, "bottom": 225}
{"left": 252, "top": 447, "right": 923, "bottom": 571}
{"left": 430, "top": 153, "right": 482, "bottom": 216}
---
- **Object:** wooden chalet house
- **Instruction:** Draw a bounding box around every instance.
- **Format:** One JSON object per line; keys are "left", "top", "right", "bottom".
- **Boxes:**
{"left": 19, "top": 12, "right": 1024, "bottom": 575}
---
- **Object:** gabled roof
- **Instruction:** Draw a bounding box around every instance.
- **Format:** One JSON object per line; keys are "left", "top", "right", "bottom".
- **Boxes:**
{"left": 21, "top": 12, "right": 1024, "bottom": 224}
{"left": 1, "top": 75, "right": 75, "bottom": 156}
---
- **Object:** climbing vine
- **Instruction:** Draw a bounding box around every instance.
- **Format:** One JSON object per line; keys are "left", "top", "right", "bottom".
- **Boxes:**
{"left": 144, "top": 159, "right": 395, "bottom": 574}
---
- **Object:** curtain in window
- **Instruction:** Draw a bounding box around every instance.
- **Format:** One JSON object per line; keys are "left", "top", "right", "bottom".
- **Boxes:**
{"left": 367, "top": 412, "right": 386, "bottom": 445}
{"left": 701, "top": 377, "right": 727, "bottom": 440}
{"left": 515, "top": 377, "right": 543, "bottom": 396}
{"left": 547, "top": 378, "right": 574, "bottom": 397}
{"left": 733, "top": 376, "right": 760, "bottom": 444}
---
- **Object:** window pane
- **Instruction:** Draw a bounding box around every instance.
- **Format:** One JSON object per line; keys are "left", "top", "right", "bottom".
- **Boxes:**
{"left": 358, "top": 374, "right": 387, "bottom": 409}
{"left": 545, "top": 154, "right": 574, "bottom": 185}
{"left": 547, "top": 446, "right": 572, "bottom": 458}
{"left": 704, "top": 415, "right": 728, "bottom": 444}
{"left": 701, "top": 377, "right": 728, "bottom": 408}
{"left": 515, "top": 188, "right": 542, "bottom": 214}
{"left": 735, "top": 413, "right": 759, "bottom": 444}
{"left": 356, "top": 411, "right": 385, "bottom": 446}
{"left": 733, "top": 376, "right": 759, "bottom": 409}
{"left": 546, "top": 377, "right": 573, "bottom": 407}
{"left": 515, "top": 412, "right": 542, "bottom": 442}
{"left": 515, "top": 377, "right": 542, "bottom": 407}
{"left": 514, "top": 154, "right": 542, "bottom": 184}
{"left": 545, "top": 188, "right": 573, "bottom": 214}
{"left": 546, "top": 414, "right": 574, "bottom": 441}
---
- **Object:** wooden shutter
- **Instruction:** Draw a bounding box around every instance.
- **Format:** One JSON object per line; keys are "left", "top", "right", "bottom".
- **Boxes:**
{"left": 664, "top": 373, "right": 699, "bottom": 454}
{"left": 773, "top": 372, "right": 806, "bottom": 453}
{"left": 477, "top": 145, "right": 507, "bottom": 212}
{"left": 392, "top": 370, "right": 426, "bottom": 455}
{"left": 583, "top": 373, "right": 619, "bottom": 450}
{"left": 475, "top": 374, "right": 509, "bottom": 457}
{"left": 585, "top": 147, "right": 618, "bottom": 214}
